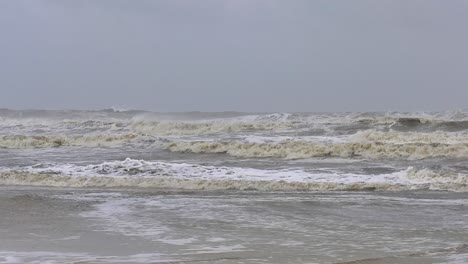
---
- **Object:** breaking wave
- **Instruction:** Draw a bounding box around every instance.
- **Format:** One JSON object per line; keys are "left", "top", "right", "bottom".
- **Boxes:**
{"left": 0, "top": 159, "right": 466, "bottom": 191}
{"left": 390, "top": 118, "right": 468, "bottom": 132}
{"left": 2, "top": 110, "right": 468, "bottom": 138}
{"left": 0, "top": 134, "right": 139, "bottom": 148}
{"left": 130, "top": 120, "right": 297, "bottom": 135}
{"left": 0, "top": 171, "right": 404, "bottom": 191}
{"left": 125, "top": 111, "right": 468, "bottom": 136}
{"left": 166, "top": 140, "right": 468, "bottom": 160}
{"left": 352, "top": 130, "right": 468, "bottom": 144}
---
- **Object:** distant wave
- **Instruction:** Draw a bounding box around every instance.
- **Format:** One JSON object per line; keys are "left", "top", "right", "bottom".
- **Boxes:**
{"left": 102, "top": 107, "right": 141, "bottom": 113}
{"left": 389, "top": 117, "right": 468, "bottom": 132}
{"left": 0, "top": 134, "right": 139, "bottom": 148}
{"left": 130, "top": 120, "right": 297, "bottom": 135}
{"left": 0, "top": 159, "right": 466, "bottom": 191}
{"left": 2, "top": 110, "right": 468, "bottom": 136}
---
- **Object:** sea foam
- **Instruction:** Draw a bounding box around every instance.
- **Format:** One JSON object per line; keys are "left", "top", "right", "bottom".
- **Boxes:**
{"left": 166, "top": 140, "right": 468, "bottom": 160}
{"left": 0, "top": 134, "right": 138, "bottom": 148}
{"left": 1, "top": 159, "right": 466, "bottom": 191}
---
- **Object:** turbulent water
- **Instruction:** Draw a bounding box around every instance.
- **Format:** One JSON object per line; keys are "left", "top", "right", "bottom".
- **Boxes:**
{"left": 1, "top": 108, "right": 468, "bottom": 191}
{"left": 1, "top": 109, "right": 468, "bottom": 263}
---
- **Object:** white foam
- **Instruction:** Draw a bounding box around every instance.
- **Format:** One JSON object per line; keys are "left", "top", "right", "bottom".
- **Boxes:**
{"left": 243, "top": 135, "right": 350, "bottom": 144}
{"left": 130, "top": 119, "right": 297, "bottom": 136}
{"left": 81, "top": 198, "right": 170, "bottom": 238}
{"left": 0, "top": 251, "right": 171, "bottom": 264}
{"left": 352, "top": 130, "right": 468, "bottom": 144}
{"left": 166, "top": 140, "right": 468, "bottom": 160}
{"left": 0, "top": 134, "right": 139, "bottom": 148}
{"left": 1, "top": 159, "right": 467, "bottom": 191}
{"left": 186, "top": 244, "right": 247, "bottom": 254}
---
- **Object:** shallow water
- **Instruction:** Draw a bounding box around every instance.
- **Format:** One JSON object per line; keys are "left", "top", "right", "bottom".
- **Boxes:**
{"left": 1, "top": 187, "right": 468, "bottom": 264}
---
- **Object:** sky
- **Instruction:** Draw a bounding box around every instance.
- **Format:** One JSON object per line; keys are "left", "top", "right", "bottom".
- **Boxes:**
{"left": 0, "top": 0, "right": 467, "bottom": 112}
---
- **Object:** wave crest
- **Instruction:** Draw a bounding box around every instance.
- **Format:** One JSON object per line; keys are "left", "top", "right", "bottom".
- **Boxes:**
{"left": 130, "top": 120, "right": 297, "bottom": 135}
{"left": 0, "top": 171, "right": 403, "bottom": 191}
{"left": 1, "top": 160, "right": 467, "bottom": 191}
{"left": 166, "top": 140, "right": 468, "bottom": 160}
{"left": 352, "top": 130, "right": 468, "bottom": 144}
{"left": 0, "top": 134, "right": 138, "bottom": 148}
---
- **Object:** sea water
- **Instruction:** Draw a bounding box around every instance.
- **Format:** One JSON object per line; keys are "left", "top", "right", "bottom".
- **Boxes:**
{"left": 1, "top": 109, "right": 467, "bottom": 263}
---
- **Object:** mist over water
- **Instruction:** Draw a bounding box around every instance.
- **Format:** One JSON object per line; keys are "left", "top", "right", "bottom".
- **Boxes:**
{"left": 2, "top": 1, "right": 468, "bottom": 112}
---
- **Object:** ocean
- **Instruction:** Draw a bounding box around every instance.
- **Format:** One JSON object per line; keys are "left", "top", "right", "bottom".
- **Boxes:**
{"left": 0, "top": 109, "right": 467, "bottom": 263}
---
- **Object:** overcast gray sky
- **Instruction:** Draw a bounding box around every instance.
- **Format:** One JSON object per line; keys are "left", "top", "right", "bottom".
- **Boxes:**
{"left": 0, "top": 0, "right": 467, "bottom": 112}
